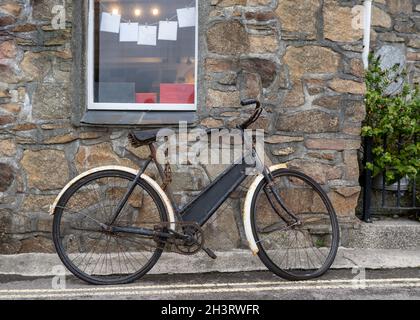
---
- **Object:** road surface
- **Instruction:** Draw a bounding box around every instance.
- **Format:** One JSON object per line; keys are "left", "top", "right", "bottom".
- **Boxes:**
{"left": 0, "top": 269, "right": 419, "bottom": 300}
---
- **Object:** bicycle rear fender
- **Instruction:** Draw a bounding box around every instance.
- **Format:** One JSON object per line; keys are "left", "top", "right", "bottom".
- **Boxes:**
{"left": 243, "top": 163, "right": 288, "bottom": 255}
{"left": 49, "top": 166, "right": 176, "bottom": 228}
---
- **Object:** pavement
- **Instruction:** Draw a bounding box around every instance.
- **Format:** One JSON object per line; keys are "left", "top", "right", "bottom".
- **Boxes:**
{"left": 0, "top": 269, "right": 419, "bottom": 300}
{"left": 0, "top": 247, "right": 419, "bottom": 277}
{"left": 344, "top": 219, "right": 420, "bottom": 250}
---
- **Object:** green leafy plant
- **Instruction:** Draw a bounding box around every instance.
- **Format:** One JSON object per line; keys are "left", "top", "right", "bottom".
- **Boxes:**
{"left": 362, "top": 54, "right": 420, "bottom": 184}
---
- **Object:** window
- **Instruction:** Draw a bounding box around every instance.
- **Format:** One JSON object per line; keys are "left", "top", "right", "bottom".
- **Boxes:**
{"left": 87, "top": 0, "right": 198, "bottom": 111}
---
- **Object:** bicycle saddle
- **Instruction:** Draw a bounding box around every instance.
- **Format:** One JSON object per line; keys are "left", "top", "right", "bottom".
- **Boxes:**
{"left": 128, "top": 129, "right": 160, "bottom": 147}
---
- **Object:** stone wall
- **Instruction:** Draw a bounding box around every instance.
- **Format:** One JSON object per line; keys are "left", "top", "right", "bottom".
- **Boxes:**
{"left": 0, "top": 0, "right": 418, "bottom": 254}
{"left": 371, "top": 0, "right": 420, "bottom": 85}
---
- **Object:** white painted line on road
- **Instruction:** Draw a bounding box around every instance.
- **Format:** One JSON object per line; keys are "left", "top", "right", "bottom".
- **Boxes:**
{"left": 0, "top": 277, "right": 419, "bottom": 294}
{"left": 0, "top": 282, "right": 420, "bottom": 299}
{"left": 0, "top": 278, "right": 420, "bottom": 299}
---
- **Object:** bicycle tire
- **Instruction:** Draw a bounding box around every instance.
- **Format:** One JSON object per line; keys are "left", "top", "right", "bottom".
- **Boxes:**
{"left": 251, "top": 169, "right": 339, "bottom": 281}
{"left": 52, "top": 169, "right": 168, "bottom": 285}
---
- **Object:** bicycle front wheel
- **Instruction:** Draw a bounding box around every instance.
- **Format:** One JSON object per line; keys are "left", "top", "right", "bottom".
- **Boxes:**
{"left": 251, "top": 169, "right": 339, "bottom": 281}
{"left": 52, "top": 170, "right": 168, "bottom": 285}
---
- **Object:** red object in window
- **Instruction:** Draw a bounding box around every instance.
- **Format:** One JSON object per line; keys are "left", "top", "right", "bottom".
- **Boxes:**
{"left": 160, "top": 84, "right": 195, "bottom": 104}
{"left": 136, "top": 93, "right": 157, "bottom": 104}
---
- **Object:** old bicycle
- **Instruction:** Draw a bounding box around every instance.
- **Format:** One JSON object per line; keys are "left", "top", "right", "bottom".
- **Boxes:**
{"left": 50, "top": 99, "right": 339, "bottom": 285}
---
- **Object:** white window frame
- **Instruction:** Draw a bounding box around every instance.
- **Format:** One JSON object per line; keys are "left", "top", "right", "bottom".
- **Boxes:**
{"left": 87, "top": 0, "right": 198, "bottom": 111}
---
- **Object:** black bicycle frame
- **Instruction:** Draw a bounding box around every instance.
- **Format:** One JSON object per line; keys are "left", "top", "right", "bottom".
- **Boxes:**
{"left": 106, "top": 154, "right": 254, "bottom": 238}
{"left": 108, "top": 143, "right": 298, "bottom": 238}
{"left": 180, "top": 157, "right": 251, "bottom": 226}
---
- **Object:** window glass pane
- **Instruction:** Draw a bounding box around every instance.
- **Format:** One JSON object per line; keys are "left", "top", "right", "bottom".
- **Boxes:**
{"left": 93, "top": 0, "right": 196, "bottom": 107}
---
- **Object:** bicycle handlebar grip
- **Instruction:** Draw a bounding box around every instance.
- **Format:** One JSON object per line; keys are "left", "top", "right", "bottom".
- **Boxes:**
{"left": 240, "top": 99, "right": 259, "bottom": 106}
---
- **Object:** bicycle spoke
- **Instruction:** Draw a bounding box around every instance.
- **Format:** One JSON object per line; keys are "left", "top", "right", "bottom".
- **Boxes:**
{"left": 115, "top": 236, "right": 124, "bottom": 275}
{"left": 114, "top": 236, "right": 135, "bottom": 274}
{"left": 299, "top": 230, "right": 317, "bottom": 269}
{"left": 114, "top": 236, "right": 143, "bottom": 273}
{"left": 292, "top": 232, "right": 298, "bottom": 270}
{"left": 115, "top": 234, "right": 156, "bottom": 258}
{"left": 57, "top": 206, "right": 104, "bottom": 227}
{"left": 278, "top": 232, "right": 294, "bottom": 269}
{"left": 78, "top": 233, "right": 105, "bottom": 272}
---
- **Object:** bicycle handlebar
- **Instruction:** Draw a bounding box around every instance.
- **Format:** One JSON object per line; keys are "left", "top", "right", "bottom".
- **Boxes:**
{"left": 204, "top": 99, "right": 262, "bottom": 133}
{"left": 237, "top": 99, "right": 262, "bottom": 130}
{"left": 241, "top": 99, "right": 259, "bottom": 107}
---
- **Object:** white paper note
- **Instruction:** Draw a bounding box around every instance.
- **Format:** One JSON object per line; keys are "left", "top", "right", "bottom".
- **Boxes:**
{"left": 177, "top": 7, "right": 196, "bottom": 28}
{"left": 138, "top": 25, "right": 157, "bottom": 46}
{"left": 158, "top": 21, "right": 178, "bottom": 41}
{"left": 120, "top": 23, "right": 139, "bottom": 42}
{"left": 100, "top": 12, "right": 121, "bottom": 33}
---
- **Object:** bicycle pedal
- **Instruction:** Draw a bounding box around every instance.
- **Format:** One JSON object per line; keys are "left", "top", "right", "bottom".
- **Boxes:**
{"left": 203, "top": 247, "right": 217, "bottom": 260}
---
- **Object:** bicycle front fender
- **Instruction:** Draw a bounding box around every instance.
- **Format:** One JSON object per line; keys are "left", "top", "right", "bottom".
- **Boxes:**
{"left": 49, "top": 166, "right": 176, "bottom": 228}
{"left": 242, "top": 163, "right": 288, "bottom": 255}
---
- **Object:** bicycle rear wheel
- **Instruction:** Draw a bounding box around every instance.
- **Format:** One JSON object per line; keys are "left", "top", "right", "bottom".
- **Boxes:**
{"left": 251, "top": 169, "right": 339, "bottom": 281}
{"left": 52, "top": 170, "right": 168, "bottom": 285}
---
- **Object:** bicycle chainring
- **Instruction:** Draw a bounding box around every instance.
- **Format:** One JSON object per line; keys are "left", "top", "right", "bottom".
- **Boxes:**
{"left": 153, "top": 221, "right": 205, "bottom": 255}
{"left": 174, "top": 222, "right": 204, "bottom": 255}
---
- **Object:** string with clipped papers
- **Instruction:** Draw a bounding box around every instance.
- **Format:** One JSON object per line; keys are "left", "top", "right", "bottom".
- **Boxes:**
{"left": 99, "top": 0, "right": 195, "bottom": 26}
